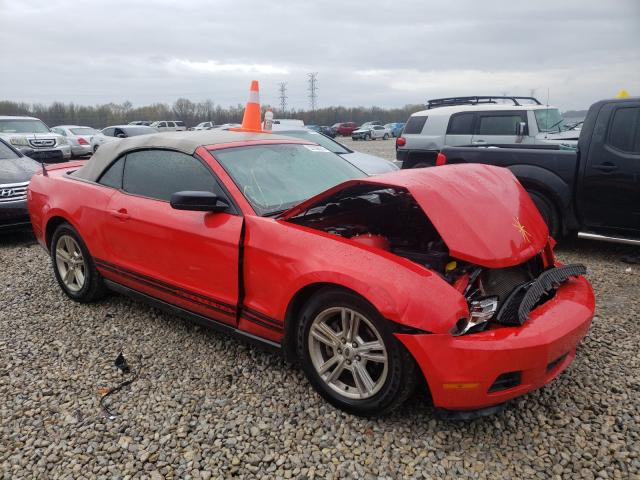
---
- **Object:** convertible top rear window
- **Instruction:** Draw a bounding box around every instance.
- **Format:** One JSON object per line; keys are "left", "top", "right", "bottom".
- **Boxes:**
{"left": 212, "top": 144, "right": 362, "bottom": 216}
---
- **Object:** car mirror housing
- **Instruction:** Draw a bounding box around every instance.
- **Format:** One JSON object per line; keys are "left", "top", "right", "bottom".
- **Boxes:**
{"left": 170, "top": 191, "right": 228, "bottom": 212}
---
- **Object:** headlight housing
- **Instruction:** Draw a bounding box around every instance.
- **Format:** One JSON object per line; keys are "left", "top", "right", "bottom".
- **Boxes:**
{"left": 57, "top": 137, "right": 68, "bottom": 146}
{"left": 453, "top": 296, "right": 499, "bottom": 336}
{"left": 9, "top": 137, "right": 29, "bottom": 146}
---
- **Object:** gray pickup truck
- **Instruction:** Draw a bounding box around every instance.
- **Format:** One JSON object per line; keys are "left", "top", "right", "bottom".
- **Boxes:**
{"left": 438, "top": 97, "right": 640, "bottom": 244}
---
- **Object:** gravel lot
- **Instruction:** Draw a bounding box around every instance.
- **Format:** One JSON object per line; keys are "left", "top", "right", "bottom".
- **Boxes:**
{"left": 2, "top": 139, "right": 639, "bottom": 479}
{"left": 339, "top": 136, "right": 398, "bottom": 162}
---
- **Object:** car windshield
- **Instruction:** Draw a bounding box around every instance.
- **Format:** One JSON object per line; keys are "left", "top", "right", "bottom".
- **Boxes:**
{"left": 534, "top": 109, "right": 567, "bottom": 133}
{"left": 70, "top": 127, "right": 98, "bottom": 135}
{"left": 0, "top": 141, "right": 20, "bottom": 159}
{"left": 212, "top": 143, "right": 363, "bottom": 216}
{"left": 278, "top": 130, "right": 350, "bottom": 154}
{"left": 0, "top": 119, "right": 50, "bottom": 134}
{"left": 124, "top": 126, "right": 157, "bottom": 136}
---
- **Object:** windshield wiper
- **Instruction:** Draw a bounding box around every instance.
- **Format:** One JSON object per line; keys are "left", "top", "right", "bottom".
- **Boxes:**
{"left": 545, "top": 119, "right": 564, "bottom": 132}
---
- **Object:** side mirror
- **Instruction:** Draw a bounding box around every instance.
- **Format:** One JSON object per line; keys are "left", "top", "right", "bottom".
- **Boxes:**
{"left": 170, "top": 191, "right": 228, "bottom": 212}
{"left": 516, "top": 122, "right": 527, "bottom": 136}
{"left": 116, "top": 133, "right": 126, "bottom": 138}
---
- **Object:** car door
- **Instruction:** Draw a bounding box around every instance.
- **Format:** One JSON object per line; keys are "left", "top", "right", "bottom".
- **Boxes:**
{"left": 472, "top": 111, "right": 528, "bottom": 145}
{"left": 99, "top": 148, "right": 242, "bottom": 325}
{"left": 444, "top": 112, "right": 475, "bottom": 146}
{"left": 580, "top": 102, "right": 640, "bottom": 232}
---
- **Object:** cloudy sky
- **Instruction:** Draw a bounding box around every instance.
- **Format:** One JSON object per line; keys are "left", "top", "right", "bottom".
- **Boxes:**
{"left": 1, "top": 0, "right": 638, "bottom": 111}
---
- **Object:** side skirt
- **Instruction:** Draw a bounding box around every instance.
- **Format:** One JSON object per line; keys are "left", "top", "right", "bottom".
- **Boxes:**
{"left": 104, "top": 279, "right": 282, "bottom": 354}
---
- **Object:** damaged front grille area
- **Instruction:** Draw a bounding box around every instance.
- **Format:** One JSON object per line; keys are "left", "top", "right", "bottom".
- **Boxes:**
{"left": 495, "top": 264, "right": 587, "bottom": 326}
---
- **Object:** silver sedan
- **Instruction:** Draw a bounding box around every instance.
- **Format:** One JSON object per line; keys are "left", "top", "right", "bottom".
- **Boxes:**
{"left": 51, "top": 125, "right": 99, "bottom": 158}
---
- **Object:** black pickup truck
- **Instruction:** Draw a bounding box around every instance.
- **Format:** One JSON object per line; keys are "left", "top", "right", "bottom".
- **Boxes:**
{"left": 438, "top": 97, "right": 640, "bottom": 243}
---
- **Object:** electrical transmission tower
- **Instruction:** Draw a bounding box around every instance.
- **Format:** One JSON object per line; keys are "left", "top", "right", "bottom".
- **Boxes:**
{"left": 278, "top": 82, "right": 288, "bottom": 115}
{"left": 307, "top": 72, "right": 318, "bottom": 111}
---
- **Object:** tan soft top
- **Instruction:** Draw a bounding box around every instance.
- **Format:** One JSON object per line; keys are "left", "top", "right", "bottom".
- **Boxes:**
{"left": 73, "top": 130, "right": 302, "bottom": 182}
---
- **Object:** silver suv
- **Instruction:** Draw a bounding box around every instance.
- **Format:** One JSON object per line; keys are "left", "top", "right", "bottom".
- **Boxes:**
{"left": 396, "top": 96, "right": 578, "bottom": 168}
{"left": 0, "top": 116, "right": 71, "bottom": 162}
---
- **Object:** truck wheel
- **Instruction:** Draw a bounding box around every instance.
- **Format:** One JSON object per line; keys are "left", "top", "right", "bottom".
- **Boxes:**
{"left": 528, "top": 191, "right": 560, "bottom": 239}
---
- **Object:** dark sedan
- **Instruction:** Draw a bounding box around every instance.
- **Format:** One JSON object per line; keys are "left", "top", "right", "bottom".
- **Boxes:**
{"left": 0, "top": 139, "right": 40, "bottom": 232}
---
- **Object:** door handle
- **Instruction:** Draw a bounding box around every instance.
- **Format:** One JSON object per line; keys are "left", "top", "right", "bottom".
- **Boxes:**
{"left": 110, "top": 208, "right": 130, "bottom": 220}
{"left": 472, "top": 140, "right": 487, "bottom": 144}
{"left": 592, "top": 163, "right": 618, "bottom": 173}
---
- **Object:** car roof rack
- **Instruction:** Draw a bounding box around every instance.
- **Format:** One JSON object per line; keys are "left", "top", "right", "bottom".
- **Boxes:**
{"left": 426, "top": 96, "right": 542, "bottom": 109}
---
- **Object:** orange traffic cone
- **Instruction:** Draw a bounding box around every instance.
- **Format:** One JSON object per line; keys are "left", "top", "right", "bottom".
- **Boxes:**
{"left": 229, "top": 80, "right": 270, "bottom": 134}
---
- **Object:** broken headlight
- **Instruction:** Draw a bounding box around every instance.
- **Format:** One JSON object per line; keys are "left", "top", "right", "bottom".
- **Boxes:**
{"left": 453, "top": 296, "right": 498, "bottom": 336}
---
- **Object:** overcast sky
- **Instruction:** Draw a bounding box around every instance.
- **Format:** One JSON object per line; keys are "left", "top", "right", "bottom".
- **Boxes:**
{"left": 1, "top": 0, "right": 638, "bottom": 111}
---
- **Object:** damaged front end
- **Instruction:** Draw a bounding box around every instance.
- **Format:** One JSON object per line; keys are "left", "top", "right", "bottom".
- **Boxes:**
{"left": 281, "top": 170, "right": 585, "bottom": 335}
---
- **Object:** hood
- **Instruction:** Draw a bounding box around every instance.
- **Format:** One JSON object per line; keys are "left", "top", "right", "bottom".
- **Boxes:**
{"left": 281, "top": 164, "right": 548, "bottom": 268}
{"left": 0, "top": 156, "right": 40, "bottom": 183}
{"left": 340, "top": 151, "right": 398, "bottom": 175}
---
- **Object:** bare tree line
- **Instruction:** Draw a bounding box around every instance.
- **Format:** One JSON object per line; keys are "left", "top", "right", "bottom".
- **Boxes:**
{"left": 0, "top": 99, "right": 425, "bottom": 128}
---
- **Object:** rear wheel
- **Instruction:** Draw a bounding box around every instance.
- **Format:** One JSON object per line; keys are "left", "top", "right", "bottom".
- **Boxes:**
{"left": 297, "top": 288, "right": 417, "bottom": 416}
{"left": 51, "top": 223, "right": 107, "bottom": 302}
{"left": 383, "top": 133, "right": 390, "bottom": 140}
{"left": 528, "top": 191, "right": 561, "bottom": 238}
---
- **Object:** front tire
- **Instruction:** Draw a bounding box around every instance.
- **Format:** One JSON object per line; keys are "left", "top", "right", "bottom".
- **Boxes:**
{"left": 296, "top": 287, "right": 417, "bottom": 416}
{"left": 364, "top": 133, "right": 371, "bottom": 141}
{"left": 51, "top": 223, "right": 107, "bottom": 302}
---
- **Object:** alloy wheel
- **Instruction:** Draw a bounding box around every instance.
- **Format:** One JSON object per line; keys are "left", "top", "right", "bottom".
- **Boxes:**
{"left": 308, "top": 306, "right": 388, "bottom": 399}
{"left": 55, "top": 235, "right": 86, "bottom": 292}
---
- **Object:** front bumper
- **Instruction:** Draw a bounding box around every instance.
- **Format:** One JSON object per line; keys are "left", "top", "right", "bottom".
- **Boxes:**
{"left": 0, "top": 200, "right": 31, "bottom": 232}
{"left": 19, "top": 146, "right": 71, "bottom": 163}
{"left": 397, "top": 275, "right": 594, "bottom": 410}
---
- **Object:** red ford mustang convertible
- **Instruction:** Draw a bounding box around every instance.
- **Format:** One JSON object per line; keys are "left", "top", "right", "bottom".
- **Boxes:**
{"left": 28, "top": 131, "right": 595, "bottom": 417}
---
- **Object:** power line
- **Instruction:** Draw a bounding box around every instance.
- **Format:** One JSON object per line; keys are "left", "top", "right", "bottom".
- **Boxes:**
{"left": 307, "top": 72, "right": 318, "bottom": 111}
{"left": 278, "top": 82, "right": 288, "bottom": 115}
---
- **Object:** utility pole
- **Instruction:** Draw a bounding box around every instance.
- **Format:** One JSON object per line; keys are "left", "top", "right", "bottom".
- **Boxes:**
{"left": 307, "top": 72, "right": 318, "bottom": 112}
{"left": 278, "top": 82, "right": 288, "bottom": 116}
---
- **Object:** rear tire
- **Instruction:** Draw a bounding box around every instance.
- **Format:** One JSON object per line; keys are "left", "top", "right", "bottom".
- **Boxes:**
{"left": 383, "top": 133, "right": 389, "bottom": 140}
{"left": 528, "top": 191, "right": 561, "bottom": 239}
{"left": 296, "top": 287, "right": 417, "bottom": 417}
{"left": 51, "top": 223, "right": 107, "bottom": 302}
